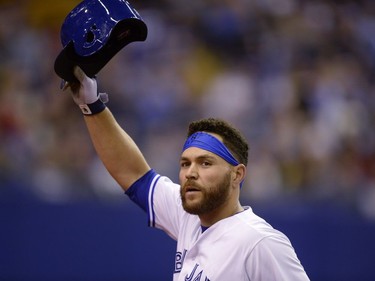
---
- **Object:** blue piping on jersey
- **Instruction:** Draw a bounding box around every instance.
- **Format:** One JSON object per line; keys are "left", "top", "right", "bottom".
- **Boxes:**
{"left": 149, "top": 174, "right": 161, "bottom": 228}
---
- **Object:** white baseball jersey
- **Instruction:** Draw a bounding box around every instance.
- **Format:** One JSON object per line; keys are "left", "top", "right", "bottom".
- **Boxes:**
{"left": 126, "top": 169, "right": 310, "bottom": 281}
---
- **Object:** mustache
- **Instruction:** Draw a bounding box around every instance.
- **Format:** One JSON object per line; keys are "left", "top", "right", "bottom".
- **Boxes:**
{"left": 182, "top": 180, "right": 203, "bottom": 192}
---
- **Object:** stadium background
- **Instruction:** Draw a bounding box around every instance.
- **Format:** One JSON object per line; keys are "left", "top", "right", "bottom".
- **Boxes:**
{"left": 1, "top": 0, "right": 375, "bottom": 280}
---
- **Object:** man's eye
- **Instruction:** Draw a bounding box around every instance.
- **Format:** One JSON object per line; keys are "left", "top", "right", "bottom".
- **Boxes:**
{"left": 202, "top": 161, "right": 211, "bottom": 166}
{"left": 180, "top": 162, "right": 190, "bottom": 167}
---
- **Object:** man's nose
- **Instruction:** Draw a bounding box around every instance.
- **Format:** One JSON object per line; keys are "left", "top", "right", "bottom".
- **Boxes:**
{"left": 185, "top": 163, "right": 198, "bottom": 179}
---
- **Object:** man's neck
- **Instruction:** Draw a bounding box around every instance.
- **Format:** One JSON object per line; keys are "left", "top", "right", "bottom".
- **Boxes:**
{"left": 199, "top": 202, "right": 244, "bottom": 227}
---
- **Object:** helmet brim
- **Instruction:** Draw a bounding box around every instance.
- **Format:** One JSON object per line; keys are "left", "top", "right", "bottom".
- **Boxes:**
{"left": 54, "top": 18, "right": 147, "bottom": 82}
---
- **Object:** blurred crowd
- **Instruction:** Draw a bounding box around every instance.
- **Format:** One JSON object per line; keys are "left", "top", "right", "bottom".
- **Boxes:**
{"left": 0, "top": 0, "right": 374, "bottom": 218}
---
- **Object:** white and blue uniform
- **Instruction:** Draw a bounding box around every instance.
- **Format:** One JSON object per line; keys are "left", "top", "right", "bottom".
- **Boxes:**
{"left": 126, "top": 169, "right": 310, "bottom": 281}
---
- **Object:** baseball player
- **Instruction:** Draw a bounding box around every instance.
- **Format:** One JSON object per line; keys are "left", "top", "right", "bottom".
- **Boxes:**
{"left": 62, "top": 66, "right": 310, "bottom": 281}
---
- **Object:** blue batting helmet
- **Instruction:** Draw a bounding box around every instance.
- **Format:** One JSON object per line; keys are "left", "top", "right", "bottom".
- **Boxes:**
{"left": 54, "top": 0, "right": 147, "bottom": 82}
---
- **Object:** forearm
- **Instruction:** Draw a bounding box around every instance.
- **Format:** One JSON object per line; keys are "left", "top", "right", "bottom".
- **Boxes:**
{"left": 84, "top": 107, "right": 150, "bottom": 191}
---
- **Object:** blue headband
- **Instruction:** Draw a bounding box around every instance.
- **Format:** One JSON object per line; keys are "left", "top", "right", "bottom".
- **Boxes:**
{"left": 182, "top": 132, "right": 240, "bottom": 166}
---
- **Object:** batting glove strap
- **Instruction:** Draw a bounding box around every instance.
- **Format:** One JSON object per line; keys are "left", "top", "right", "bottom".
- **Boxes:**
{"left": 78, "top": 92, "right": 108, "bottom": 115}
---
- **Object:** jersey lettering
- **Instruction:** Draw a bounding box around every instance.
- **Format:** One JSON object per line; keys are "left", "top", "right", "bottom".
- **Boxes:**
{"left": 185, "top": 263, "right": 210, "bottom": 281}
{"left": 174, "top": 249, "right": 187, "bottom": 273}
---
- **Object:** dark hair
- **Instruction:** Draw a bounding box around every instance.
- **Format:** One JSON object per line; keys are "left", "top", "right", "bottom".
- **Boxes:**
{"left": 187, "top": 118, "right": 249, "bottom": 166}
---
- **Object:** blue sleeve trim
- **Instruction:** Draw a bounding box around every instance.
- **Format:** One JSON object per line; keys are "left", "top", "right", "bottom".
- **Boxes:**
{"left": 149, "top": 174, "right": 160, "bottom": 228}
{"left": 125, "top": 169, "right": 160, "bottom": 227}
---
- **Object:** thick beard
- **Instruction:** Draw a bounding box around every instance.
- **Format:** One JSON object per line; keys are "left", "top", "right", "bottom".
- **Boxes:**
{"left": 180, "top": 171, "right": 231, "bottom": 215}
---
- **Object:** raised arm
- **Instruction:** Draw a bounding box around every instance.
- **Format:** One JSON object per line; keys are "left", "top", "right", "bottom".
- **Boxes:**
{"left": 84, "top": 109, "right": 150, "bottom": 191}
{"left": 65, "top": 66, "right": 150, "bottom": 191}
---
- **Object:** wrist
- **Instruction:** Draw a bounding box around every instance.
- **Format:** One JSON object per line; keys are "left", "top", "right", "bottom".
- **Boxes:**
{"left": 79, "top": 99, "right": 106, "bottom": 115}
{"left": 78, "top": 92, "right": 108, "bottom": 115}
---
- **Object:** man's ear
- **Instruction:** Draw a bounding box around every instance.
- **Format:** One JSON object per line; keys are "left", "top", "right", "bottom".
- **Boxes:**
{"left": 232, "top": 164, "right": 246, "bottom": 187}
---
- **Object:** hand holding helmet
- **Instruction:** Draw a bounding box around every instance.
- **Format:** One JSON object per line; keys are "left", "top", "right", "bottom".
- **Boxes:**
{"left": 55, "top": 0, "right": 147, "bottom": 114}
{"left": 62, "top": 66, "right": 108, "bottom": 115}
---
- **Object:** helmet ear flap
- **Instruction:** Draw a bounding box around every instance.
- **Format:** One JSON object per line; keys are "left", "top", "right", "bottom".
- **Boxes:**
{"left": 54, "top": 0, "right": 147, "bottom": 82}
